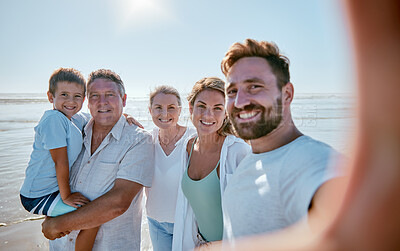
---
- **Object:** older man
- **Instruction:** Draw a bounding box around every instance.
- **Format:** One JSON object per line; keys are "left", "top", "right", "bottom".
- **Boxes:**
{"left": 42, "top": 69, "right": 154, "bottom": 250}
{"left": 219, "top": 39, "right": 343, "bottom": 243}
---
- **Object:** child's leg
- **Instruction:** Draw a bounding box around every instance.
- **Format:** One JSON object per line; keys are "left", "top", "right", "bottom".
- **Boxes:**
{"left": 75, "top": 227, "right": 100, "bottom": 251}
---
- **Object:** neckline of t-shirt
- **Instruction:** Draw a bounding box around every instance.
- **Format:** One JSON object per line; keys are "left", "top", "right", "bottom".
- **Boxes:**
{"left": 250, "top": 135, "right": 309, "bottom": 156}
{"left": 156, "top": 127, "right": 190, "bottom": 157}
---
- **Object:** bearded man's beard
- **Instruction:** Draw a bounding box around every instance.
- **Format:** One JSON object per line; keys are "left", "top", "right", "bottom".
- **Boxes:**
{"left": 230, "top": 98, "right": 283, "bottom": 140}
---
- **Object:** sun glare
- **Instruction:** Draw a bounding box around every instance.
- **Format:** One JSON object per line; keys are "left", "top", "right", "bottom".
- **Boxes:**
{"left": 115, "top": 0, "right": 173, "bottom": 30}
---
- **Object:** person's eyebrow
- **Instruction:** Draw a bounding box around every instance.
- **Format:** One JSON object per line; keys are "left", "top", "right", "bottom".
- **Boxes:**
{"left": 243, "top": 77, "right": 265, "bottom": 84}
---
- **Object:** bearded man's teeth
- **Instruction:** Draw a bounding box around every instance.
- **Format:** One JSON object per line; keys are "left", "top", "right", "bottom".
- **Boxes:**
{"left": 239, "top": 111, "right": 257, "bottom": 119}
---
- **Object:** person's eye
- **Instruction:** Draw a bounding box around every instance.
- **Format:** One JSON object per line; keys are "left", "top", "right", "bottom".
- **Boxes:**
{"left": 250, "top": 85, "right": 262, "bottom": 90}
{"left": 215, "top": 107, "right": 223, "bottom": 111}
{"left": 248, "top": 85, "right": 264, "bottom": 94}
{"left": 90, "top": 94, "right": 98, "bottom": 98}
{"left": 226, "top": 89, "right": 237, "bottom": 97}
{"left": 168, "top": 106, "right": 176, "bottom": 110}
{"left": 106, "top": 93, "right": 114, "bottom": 97}
{"left": 75, "top": 95, "right": 82, "bottom": 98}
{"left": 197, "top": 104, "right": 206, "bottom": 109}
{"left": 61, "top": 93, "right": 68, "bottom": 96}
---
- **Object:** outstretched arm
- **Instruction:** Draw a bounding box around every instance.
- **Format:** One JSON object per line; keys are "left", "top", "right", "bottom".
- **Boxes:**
{"left": 42, "top": 178, "right": 143, "bottom": 240}
{"left": 208, "top": 0, "right": 400, "bottom": 250}
{"left": 321, "top": 0, "right": 400, "bottom": 250}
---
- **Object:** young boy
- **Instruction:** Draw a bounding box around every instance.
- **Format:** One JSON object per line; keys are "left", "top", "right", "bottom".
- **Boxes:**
{"left": 20, "top": 68, "right": 98, "bottom": 251}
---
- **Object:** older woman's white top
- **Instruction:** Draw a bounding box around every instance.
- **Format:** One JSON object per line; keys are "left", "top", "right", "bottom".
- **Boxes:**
{"left": 172, "top": 134, "right": 251, "bottom": 251}
{"left": 145, "top": 127, "right": 196, "bottom": 223}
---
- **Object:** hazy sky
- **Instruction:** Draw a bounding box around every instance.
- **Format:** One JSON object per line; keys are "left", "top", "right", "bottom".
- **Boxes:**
{"left": 0, "top": 0, "right": 354, "bottom": 97}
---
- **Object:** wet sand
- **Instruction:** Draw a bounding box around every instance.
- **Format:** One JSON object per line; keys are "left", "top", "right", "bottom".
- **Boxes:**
{"left": 0, "top": 217, "right": 153, "bottom": 251}
{"left": 0, "top": 219, "right": 49, "bottom": 250}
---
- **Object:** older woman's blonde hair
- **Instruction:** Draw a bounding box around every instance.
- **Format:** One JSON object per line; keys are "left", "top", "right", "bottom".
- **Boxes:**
{"left": 149, "top": 85, "right": 182, "bottom": 106}
{"left": 187, "top": 77, "right": 234, "bottom": 136}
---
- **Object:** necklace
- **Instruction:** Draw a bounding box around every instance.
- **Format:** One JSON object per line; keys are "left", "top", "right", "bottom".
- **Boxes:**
{"left": 159, "top": 127, "right": 181, "bottom": 147}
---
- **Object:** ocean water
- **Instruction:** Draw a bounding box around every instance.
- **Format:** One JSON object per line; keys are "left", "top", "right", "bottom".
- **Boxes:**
{"left": 0, "top": 93, "right": 356, "bottom": 247}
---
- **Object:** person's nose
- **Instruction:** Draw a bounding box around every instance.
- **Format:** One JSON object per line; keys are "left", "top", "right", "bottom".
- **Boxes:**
{"left": 99, "top": 94, "right": 107, "bottom": 104}
{"left": 234, "top": 89, "right": 251, "bottom": 109}
{"left": 161, "top": 108, "right": 168, "bottom": 117}
{"left": 203, "top": 107, "right": 213, "bottom": 118}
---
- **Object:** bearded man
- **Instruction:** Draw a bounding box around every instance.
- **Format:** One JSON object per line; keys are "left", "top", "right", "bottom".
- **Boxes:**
{"left": 220, "top": 39, "right": 343, "bottom": 244}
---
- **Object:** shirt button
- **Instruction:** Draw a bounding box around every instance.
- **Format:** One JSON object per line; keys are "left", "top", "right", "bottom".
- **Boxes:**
{"left": 69, "top": 238, "right": 73, "bottom": 241}
{"left": 88, "top": 161, "right": 90, "bottom": 163}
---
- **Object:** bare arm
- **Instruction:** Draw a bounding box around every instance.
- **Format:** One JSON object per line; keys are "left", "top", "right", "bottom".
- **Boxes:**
{"left": 322, "top": 0, "right": 400, "bottom": 250}
{"left": 42, "top": 178, "right": 143, "bottom": 239}
{"left": 307, "top": 177, "right": 347, "bottom": 233}
{"left": 210, "top": 0, "right": 400, "bottom": 250}
{"left": 49, "top": 147, "right": 89, "bottom": 208}
{"left": 50, "top": 147, "right": 70, "bottom": 200}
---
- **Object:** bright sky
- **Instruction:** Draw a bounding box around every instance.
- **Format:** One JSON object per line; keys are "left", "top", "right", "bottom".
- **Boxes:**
{"left": 0, "top": 0, "right": 354, "bottom": 97}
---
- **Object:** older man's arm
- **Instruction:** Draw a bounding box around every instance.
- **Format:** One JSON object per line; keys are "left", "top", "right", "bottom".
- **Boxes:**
{"left": 42, "top": 178, "right": 143, "bottom": 240}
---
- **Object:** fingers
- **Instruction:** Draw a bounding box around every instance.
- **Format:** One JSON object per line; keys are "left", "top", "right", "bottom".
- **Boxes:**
{"left": 63, "top": 200, "right": 79, "bottom": 208}
{"left": 41, "top": 216, "right": 71, "bottom": 240}
{"left": 126, "top": 116, "right": 144, "bottom": 128}
{"left": 59, "top": 231, "right": 70, "bottom": 238}
{"left": 64, "top": 193, "right": 91, "bottom": 208}
{"left": 123, "top": 113, "right": 144, "bottom": 128}
{"left": 127, "top": 117, "right": 134, "bottom": 125}
{"left": 42, "top": 217, "right": 56, "bottom": 240}
{"left": 135, "top": 120, "right": 144, "bottom": 129}
{"left": 129, "top": 118, "right": 144, "bottom": 128}
{"left": 71, "top": 192, "right": 91, "bottom": 202}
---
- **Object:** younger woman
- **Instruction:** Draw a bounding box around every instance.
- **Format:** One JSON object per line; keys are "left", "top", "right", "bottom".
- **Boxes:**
{"left": 172, "top": 77, "right": 251, "bottom": 251}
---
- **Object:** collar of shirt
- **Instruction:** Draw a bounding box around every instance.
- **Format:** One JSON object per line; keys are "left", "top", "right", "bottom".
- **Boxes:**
{"left": 83, "top": 115, "right": 126, "bottom": 152}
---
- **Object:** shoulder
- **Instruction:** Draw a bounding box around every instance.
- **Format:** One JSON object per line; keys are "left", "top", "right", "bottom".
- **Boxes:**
{"left": 186, "top": 136, "right": 196, "bottom": 153}
{"left": 72, "top": 112, "right": 91, "bottom": 128}
{"left": 279, "top": 136, "right": 340, "bottom": 178}
{"left": 37, "top": 110, "right": 69, "bottom": 127}
{"left": 123, "top": 122, "right": 153, "bottom": 144}
{"left": 289, "top": 136, "right": 337, "bottom": 159}
{"left": 225, "top": 135, "right": 251, "bottom": 152}
{"left": 185, "top": 127, "right": 197, "bottom": 137}
{"left": 41, "top": 109, "right": 67, "bottom": 120}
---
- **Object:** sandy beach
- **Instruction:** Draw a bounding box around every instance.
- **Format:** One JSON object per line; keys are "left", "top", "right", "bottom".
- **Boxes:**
{"left": 0, "top": 217, "right": 153, "bottom": 251}
{"left": 0, "top": 219, "right": 49, "bottom": 250}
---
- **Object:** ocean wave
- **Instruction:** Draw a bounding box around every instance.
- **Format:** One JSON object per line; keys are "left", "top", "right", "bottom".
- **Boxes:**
{"left": 0, "top": 120, "right": 38, "bottom": 123}
{"left": 0, "top": 99, "right": 48, "bottom": 104}
{"left": 294, "top": 93, "right": 355, "bottom": 99}
{"left": 0, "top": 216, "right": 45, "bottom": 227}
{"left": 293, "top": 115, "right": 355, "bottom": 120}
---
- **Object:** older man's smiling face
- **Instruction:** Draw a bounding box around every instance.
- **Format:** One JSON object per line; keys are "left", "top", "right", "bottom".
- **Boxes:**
{"left": 88, "top": 78, "right": 126, "bottom": 129}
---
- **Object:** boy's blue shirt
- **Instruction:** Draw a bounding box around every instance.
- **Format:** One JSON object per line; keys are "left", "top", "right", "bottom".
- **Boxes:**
{"left": 20, "top": 110, "right": 89, "bottom": 198}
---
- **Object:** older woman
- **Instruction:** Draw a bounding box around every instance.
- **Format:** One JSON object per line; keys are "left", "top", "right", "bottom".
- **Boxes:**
{"left": 145, "top": 85, "right": 196, "bottom": 251}
{"left": 172, "top": 77, "right": 251, "bottom": 251}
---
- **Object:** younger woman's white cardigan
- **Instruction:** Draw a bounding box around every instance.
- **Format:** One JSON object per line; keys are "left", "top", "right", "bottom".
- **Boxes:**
{"left": 172, "top": 134, "right": 251, "bottom": 251}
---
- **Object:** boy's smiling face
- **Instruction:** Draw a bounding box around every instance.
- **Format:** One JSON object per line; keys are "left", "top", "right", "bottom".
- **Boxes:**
{"left": 47, "top": 81, "right": 85, "bottom": 119}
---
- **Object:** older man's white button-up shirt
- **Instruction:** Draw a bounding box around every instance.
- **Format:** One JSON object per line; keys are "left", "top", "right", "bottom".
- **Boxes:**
{"left": 50, "top": 115, "right": 154, "bottom": 250}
